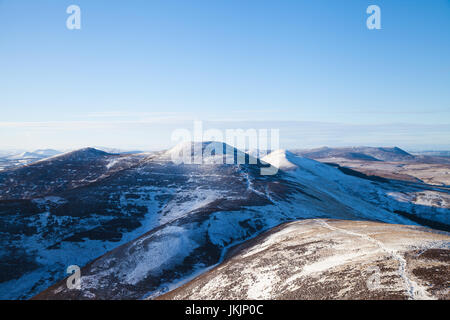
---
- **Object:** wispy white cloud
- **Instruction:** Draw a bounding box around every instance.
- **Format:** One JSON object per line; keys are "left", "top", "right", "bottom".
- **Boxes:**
{"left": 84, "top": 111, "right": 184, "bottom": 118}
{"left": 0, "top": 120, "right": 449, "bottom": 151}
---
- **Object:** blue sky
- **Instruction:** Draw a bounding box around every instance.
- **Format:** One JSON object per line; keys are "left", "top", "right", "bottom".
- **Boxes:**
{"left": 0, "top": 0, "right": 449, "bottom": 150}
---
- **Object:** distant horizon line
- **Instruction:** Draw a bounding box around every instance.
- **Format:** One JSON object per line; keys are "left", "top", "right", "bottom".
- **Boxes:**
{"left": 2, "top": 144, "right": 450, "bottom": 154}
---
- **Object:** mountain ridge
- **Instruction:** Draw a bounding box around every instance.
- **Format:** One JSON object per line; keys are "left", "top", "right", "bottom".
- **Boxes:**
{"left": 0, "top": 143, "right": 449, "bottom": 299}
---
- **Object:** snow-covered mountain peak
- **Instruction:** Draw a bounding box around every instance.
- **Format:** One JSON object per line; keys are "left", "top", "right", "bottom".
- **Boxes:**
{"left": 261, "top": 149, "right": 325, "bottom": 173}
{"left": 262, "top": 149, "right": 298, "bottom": 171}
{"left": 164, "top": 141, "right": 258, "bottom": 165}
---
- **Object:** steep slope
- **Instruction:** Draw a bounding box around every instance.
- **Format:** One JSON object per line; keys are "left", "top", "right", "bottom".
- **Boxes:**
{"left": 159, "top": 219, "right": 450, "bottom": 300}
{"left": 263, "top": 150, "right": 450, "bottom": 228}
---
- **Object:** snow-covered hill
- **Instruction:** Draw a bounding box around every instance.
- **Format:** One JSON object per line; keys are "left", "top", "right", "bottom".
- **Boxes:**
{"left": 26, "top": 145, "right": 449, "bottom": 300}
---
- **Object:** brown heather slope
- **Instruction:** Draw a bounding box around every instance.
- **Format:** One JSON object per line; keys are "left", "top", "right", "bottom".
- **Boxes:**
{"left": 158, "top": 219, "right": 450, "bottom": 300}
{"left": 316, "top": 158, "right": 450, "bottom": 187}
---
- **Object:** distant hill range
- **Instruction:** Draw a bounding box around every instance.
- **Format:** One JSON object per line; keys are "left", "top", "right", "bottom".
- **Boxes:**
{"left": 6, "top": 149, "right": 61, "bottom": 160}
{"left": 291, "top": 146, "right": 415, "bottom": 162}
{"left": 412, "top": 150, "right": 450, "bottom": 158}
{"left": 291, "top": 146, "right": 450, "bottom": 164}
{"left": 0, "top": 149, "right": 62, "bottom": 171}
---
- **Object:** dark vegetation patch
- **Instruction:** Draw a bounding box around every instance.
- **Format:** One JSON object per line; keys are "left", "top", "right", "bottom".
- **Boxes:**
{"left": 64, "top": 218, "right": 142, "bottom": 242}
{"left": 394, "top": 210, "right": 450, "bottom": 232}
{"left": 0, "top": 247, "right": 40, "bottom": 283}
{"left": 412, "top": 265, "right": 449, "bottom": 296}
{"left": 335, "top": 165, "right": 389, "bottom": 183}
{"left": 124, "top": 193, "right": 141, "bottom": 200}
{"left": 0, "top": 199, "right": 41, "bottom": 217}
{"left": 418, "top": 249, "right": 450, "bottom": 262}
